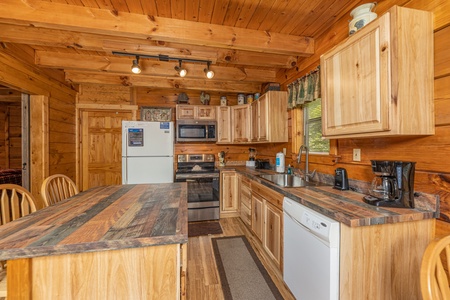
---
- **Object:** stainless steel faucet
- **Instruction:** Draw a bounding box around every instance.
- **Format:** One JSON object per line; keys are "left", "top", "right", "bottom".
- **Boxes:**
{"left": 297, "top": 145, "right": 316, "bottom": 181}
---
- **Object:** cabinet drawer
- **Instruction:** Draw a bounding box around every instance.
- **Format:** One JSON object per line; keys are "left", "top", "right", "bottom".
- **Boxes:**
{"left": 251, "top": 181, "right": 283, "bottom": 210}
{"left": 240, "top": 203, "right": 251, "bottom": 226}
{"left": 241, "top": 193, "right": 251, "bottom": 209}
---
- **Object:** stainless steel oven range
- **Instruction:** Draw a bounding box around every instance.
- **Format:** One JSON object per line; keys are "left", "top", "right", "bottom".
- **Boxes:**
{"left": 175, "top": 154, "right": 219, "bottom": 222}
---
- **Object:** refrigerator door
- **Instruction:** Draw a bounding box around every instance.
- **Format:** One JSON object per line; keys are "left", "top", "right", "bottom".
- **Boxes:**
{"left": 122, "top": 121, "right": 174, "bottom": 157}
{"left": 123, "top": 156, "right": 173, "bottom": 184}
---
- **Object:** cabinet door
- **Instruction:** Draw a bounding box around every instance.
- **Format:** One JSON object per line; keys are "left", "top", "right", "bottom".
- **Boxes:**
{"left": 216, "top": 106, "right": 231, "bottom": 143}
{"left": 221, "top": 171, "right": 238, "bottom": 214}
{"left": 263, "top": 201, "right": 282, "bottom": 269}
{"left": 197, "top": 106, "right": 216, "bottom": 120}
{"left": 231, "top": 105, "right": 251, "bottom": 142}
{"left": 321, "top": 13, "right": 390, "bottom": 136}
{"left": 251, "top": 194, "right": 264, "bottom": 241}
{"left": 176, "top": 105, "right": 196, "bottom": 119}
{"left": 250, "top": 101, "right": 258, "bottom": 142}
{"left": 239, "top": 176, "right": 251, "bottom": 227}
{"left": 258, "top": 96, "right": 268, "bottom": 142}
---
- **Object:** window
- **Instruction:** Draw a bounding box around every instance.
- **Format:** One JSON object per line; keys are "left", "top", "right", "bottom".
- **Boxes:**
{"left": 304, "top": 99, "right": 329, "bottom": 153}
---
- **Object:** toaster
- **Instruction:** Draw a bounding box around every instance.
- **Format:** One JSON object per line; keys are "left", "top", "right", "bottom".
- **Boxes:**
{"left": 255, "top": 159, "right": 271, "bottom": 170}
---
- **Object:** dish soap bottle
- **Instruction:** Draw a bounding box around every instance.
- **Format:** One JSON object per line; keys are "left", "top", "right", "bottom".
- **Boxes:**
{"left": 287, "top": 164, "right": 292, "bottom": 175}
{"left": 276, "top": 152, "right": 285, "bottom": 173}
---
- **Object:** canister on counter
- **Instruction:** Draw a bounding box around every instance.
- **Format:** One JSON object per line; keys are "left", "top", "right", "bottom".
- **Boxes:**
{"left": 254, "top": 93, "right": 260, "bottom": 100}
{"left": 237, "top": 93, "right": 245, "bottom": 105}
{"left": 246, "top": 94, "right": 254, "bottom": 104}
{"left": 220, "top": 96, "right": 228, "bottom": 106}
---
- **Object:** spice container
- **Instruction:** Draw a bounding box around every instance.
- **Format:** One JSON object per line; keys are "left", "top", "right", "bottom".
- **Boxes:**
{"left": 246, "top": 94, "right": 254, "bottom": 104}
{"left": 237, "top": 93, "right": 245, "bottom": 105}
{"left": 220, "top": 96, "right": 228, "bottom": 106}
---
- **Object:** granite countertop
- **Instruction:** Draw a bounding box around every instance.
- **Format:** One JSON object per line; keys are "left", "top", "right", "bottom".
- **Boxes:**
{"left": 0, "top": 183, "right": 188, "bottom": 261}
{"left": 223, "top": 166, "right": 439, "bottom": 227}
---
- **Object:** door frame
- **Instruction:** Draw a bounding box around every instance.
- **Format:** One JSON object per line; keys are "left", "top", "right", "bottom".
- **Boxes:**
{"left": 21, "top": 93, "right": 30, "bottom": 190}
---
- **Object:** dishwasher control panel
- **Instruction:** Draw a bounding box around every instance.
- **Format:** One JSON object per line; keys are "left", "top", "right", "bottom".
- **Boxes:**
{"left": 301, "top": 211, "right": 331, "bottom": 241}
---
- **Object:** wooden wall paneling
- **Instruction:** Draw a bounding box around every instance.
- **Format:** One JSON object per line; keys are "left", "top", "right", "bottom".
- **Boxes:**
{"left": 78, "top": 84, "right": 132, "bottom": 105}
{"left": 435, "top": 76, "right": 450, "bottom": 126}
{"left": 30, "top": 95, "right": 48, "bottom": 209}
{"left": 0, "top": 104, "right": 6, "bottom": 167}
{"left": 435, "top": 26, "right": 450, "bottom": 78}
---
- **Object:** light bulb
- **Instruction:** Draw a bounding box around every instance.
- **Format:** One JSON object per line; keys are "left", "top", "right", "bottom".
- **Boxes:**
{"left": 179, "top": 68, "right": 187, "bottom": 77}
{"left": 204, "top": 68, "right": 214, "bottom": 79}
{"left": 131, "top": 59, "right": 141, "bottom": 74}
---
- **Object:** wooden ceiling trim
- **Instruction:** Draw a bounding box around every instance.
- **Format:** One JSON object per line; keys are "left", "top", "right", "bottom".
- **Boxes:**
{"left": 0, "top": 0, "right": 314, "bottom": 56}
{"left": 197, "top": 0, "right": 215, "bottom": 23}
{"left": 244, "top": 0, "right": 276, "bottom": 31}
{"left": 257, "top": 0, "right": 295, "bottom": 32}
{"left": 185, "top": 0, "right": 200, "bottom": 22}
{"left": 140, "top": 0, "right": 158, "bottom": 16}
{"left": 222, "top": 0, "right": 244, "bottom": 27}
{"left": 35, "top": 51, "right": 278, "bottom": 82}
{"left": 233, "top": 0, "right": 259, "bottom": 29}
{"left": 65, "top": 70, "right": 261, "bottom": 92}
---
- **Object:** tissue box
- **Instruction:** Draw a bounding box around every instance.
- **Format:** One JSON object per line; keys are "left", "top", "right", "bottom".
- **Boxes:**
{"left": 246, "top": 161, "right": 256, "bottom": 168}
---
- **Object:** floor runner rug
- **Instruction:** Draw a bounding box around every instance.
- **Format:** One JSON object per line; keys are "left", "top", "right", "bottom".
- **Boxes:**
{"left": 212, "top": 235, "right": 283, "bottom": 300}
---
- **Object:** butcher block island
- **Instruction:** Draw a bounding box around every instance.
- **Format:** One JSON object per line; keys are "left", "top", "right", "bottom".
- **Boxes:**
{"left": 0, "top": 183, "right": 188, "bottom": 300}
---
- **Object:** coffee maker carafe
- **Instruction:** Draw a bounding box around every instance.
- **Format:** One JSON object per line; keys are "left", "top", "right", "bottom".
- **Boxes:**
{"left": 363, "top": 160, "right": 416, "bottom": 208}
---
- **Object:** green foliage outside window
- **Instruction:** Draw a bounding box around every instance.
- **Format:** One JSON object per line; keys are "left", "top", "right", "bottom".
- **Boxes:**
{"left": 305, "top": 100, "right": 329, "bottom": 153}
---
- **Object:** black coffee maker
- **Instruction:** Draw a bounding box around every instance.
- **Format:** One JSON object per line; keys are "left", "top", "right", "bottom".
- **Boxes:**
{"left": 363, "top": 160, "right": 416, "bottom": 208}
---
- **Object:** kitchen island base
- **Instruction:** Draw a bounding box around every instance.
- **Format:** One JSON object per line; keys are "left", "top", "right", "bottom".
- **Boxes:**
{"left": 7, "top": 243, "right": 186, "bottom": 300}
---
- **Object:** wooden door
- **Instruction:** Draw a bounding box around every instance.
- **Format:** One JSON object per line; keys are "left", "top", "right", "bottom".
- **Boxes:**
{"left": 197, "top": 106, "right": 216, "bottom": 120}
{"left": 216, "top": 106, "right": 231, "bottom": 143}
{"left": 321, "top": 13, "right": 390, "bottom": 136}
{"left": 220, "top": 171, "right": 238, "bottom": 214}
{"left": 81, "top": 110, "right": 132, "bottom": 190}
{"left": 231, "top": 105, "right": 250, "bottom": 142}
{"left": 264, "top": 201, "right": 282, "bottom": 269}
{"left": 251, "top": 193, "right": 264, "bottom": 242}
{"left": 258, "top": 96, "right": 268, "bottom": 142}
{"left": 250, "top": 101, "right": 258, "bottom": 142}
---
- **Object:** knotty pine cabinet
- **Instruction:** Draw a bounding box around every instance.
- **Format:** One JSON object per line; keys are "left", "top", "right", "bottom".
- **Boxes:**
{"left": 231, "top": 104, "right": 251, "bottom": 143}
{"left": 216, "top": 106, "right": 232, "bottom": 143}
{"left": 251, "top": 180, "right": 283, "bottom": 271}
{"left": 238, "top": 174, "right": 251, "bottom": 227}
{"left": 320, "top": 6, "right": 434, "bottom": 138}
{"left": 251, "top": 91, "right": 288, "bottom": 143}
{"left": 220, "top": 170, "right": 239, "bottom": 217}
{"left": 176, "top": 105, "right": 216, "bottom": 120}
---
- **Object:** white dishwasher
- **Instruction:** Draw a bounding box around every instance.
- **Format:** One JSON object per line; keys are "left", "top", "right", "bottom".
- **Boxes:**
{"left": 283, "top": 197, "right": 340, "bottom": 300}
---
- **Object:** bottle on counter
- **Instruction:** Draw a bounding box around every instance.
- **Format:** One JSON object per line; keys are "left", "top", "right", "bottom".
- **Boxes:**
{"left": 276, "top": 152, "right": 285, "bottom": 173}
{"left": 287, "top": 164, "right": 292, "bottom": 174}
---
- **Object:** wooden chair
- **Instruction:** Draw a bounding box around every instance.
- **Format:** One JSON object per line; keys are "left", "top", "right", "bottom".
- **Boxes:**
{"left": 41, "top": 174, "right": 79, "bottom": 207}
{"left": 0, "top": 184, "right": 37, "bottom": 225}
{"left": 421, "top": 235, "right": 450, "bottom": 300}
{"left": 0, "top": 184, "right": 37, "bottom": 297}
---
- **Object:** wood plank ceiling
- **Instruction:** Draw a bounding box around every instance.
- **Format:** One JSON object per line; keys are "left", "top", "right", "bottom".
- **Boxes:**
{"left": 0, "top": 0, "right": 362, "bottom": 93}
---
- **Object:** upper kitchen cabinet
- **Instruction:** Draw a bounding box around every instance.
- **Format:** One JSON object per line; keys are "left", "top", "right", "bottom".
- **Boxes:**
{"left": 251, "top": 91, "right": 288, "bottom": 143}
{"left": 176, "top": 105, "right": 216, "bottom": 120}
{"left": 217, "top": 106, "right": 232, "bottom": 143}
{"left": 231, "top": 104, "right": 251, "bottom": 143}
{"left": 320, "top": 6, "right": 434, "bottom": 139}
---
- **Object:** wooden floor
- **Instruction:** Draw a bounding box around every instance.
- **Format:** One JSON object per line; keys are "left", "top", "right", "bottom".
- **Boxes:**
{"left": 187, "top": 217, "right": 295, "bottom": 300}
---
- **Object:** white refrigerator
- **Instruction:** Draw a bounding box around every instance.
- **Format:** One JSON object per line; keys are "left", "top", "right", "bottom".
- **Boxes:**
{"left": 122, "top": 121, "right": 174, "bottom": 184}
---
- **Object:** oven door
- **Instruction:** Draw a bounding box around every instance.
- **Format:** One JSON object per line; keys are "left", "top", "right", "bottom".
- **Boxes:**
{"left": 176, "top": 176, "right": 220, "bottom": 221}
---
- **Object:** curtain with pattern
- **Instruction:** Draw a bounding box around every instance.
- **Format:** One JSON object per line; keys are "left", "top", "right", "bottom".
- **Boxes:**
{"left": 287, "top": 66, "right": 321, "bottom": 109}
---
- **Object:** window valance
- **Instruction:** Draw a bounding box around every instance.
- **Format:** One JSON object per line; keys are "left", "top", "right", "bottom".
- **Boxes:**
{"left": 287, "top": 66, "right": 321, "bottom": 109}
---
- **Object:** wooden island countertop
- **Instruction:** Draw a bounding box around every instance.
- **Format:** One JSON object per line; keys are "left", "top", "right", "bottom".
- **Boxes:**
{"left": 0, "top": 183, "right": 188, "bottom": 299}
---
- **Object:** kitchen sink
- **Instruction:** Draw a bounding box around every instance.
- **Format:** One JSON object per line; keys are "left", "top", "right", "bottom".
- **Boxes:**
{"left": 258, "top": 174, "right": 320, "bottom": 188}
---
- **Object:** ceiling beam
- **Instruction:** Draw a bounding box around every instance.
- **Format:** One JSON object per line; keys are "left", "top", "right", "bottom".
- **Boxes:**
{"left": 0, "top": 0, "right": 314, "bottom": 56}
{"left": 35, "top": 51, "right": 277, "bottom": 82}
{"left": 0, "top": 24, "right": 298, "bottom": 68}
{"left": 65, "top": 71, "right": 261, "bottom": 93}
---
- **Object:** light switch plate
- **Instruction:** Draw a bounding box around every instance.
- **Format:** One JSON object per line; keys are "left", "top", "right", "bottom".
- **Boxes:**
{"left": 353, "top": 149, "right": 361, "bottom": 162}
{"left": 283, "top": 148, "right": 286, "bottom": 155}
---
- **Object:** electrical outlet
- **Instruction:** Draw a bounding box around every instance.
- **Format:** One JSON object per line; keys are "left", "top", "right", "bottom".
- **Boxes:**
{"left": 283, "top": 148, "right": 286, "bottom": 155}
{"left": 353, "top": 149, "right": 361, "bottom": 162}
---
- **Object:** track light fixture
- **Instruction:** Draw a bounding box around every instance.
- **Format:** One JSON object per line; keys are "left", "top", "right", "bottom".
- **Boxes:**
{"left": 131, "top": 56, "right": 141, "bottom": 74}
{"left": 112, "top": 51, "right": 214, "bottom": 78}
{"left": 204, "top": 62, "right": 214, "bottom": 79}
{"left": 174, "top": 60, "right": 187, "bottom": 77}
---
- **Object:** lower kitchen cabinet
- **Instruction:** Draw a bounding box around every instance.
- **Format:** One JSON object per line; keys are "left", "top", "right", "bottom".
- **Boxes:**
{"left": 251, "top": 193, "right": 264, "bottom": 242}
{"left": 263, "top": 201, "right": 282, "bottom": 268}
{"left": 251, "top": 180, "right": 283, "bottom": 271}
{"left": 220, "top": 171, "right": 239, "bottom": 217}
{"left": 238, "top": 174, "right": 252, "bottom": 227}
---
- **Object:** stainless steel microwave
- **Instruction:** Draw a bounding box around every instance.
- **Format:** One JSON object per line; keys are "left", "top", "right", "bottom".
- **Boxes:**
{"left": 176, "top": 120, "right": 217, "bottom": 142}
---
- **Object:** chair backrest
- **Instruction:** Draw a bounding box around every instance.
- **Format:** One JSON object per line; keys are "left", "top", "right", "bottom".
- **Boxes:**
{"left": 41, "top": 174, "right": 80, "bottom": 207}
{"left": 0, "top": 184, "right": 37, "bottom": 225}
{"left": 421, "top": 235, "right": 450, "bottom": 300}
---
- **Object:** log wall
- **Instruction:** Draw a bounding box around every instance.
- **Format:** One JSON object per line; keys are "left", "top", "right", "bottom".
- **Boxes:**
{"left": 0, "top": 44, "right": 77, "bottom": 206}
{"left": 0, "top": 100, "right": 21, "bottom": 169}
{"left": 275, "top": 0, "right": 450, "bottom": 235}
